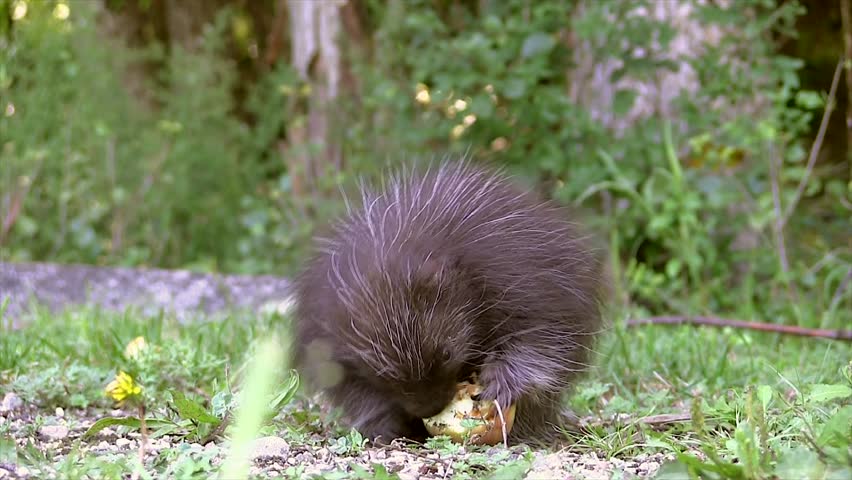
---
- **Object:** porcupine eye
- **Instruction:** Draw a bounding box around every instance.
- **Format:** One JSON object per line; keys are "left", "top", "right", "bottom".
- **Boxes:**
{"left": 440, "top": 348, "right": 452, "bottom": 363}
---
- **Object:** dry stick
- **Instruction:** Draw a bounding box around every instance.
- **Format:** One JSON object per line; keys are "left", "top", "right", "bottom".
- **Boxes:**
{"left": 137, "top": 403, "right": 148, "bottom": 477}
{"left": 779, "top": 59, "right": 844, "bottom": 229}
{"left": 625, "top": 316, "right": 852, "bottom": 341}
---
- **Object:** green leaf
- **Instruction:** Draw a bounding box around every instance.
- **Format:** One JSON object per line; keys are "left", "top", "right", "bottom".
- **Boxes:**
{"left": 268, "top": 371, "right": 300, "bottom": 412}
{"left": 502, "top": 78, "right": 526, "bottom": 100}
{"left": 807, "top": 384, "right": 852, "bottom": 404}
{"left": 756, "top": 385, "right": 772, "bottom": 410}
{"left": 645, "top": 436, "right": 677, "bottom": 452}
{"left": 520, "top": 32, "right": 555, "bottom": 58}
{"left": 486, "top": 459, "right": 532, "bottom": 480}
{"left": 470, "top": 95, "right": 494, "bottom": 118}
{"left": 672, "top": 453, "right": 724, "bottom": 477}
{"left": 817, "top": 405, "right": 852, "bottom": 448}
{"left": 774, "top": 447, "right": 825, "bottom": 479}
{"left": 613, "top": 89, "right": 638, "bottom": 115}
{"left": 83, "top": 417, "right": 141, "bottom": 438}
{"left": 211, "top": 390, "right": 235, "bottom": 418}
{"left": 794, "top": 90, "right": 823, "bottom": 110}
{"left": 665, "top": 259, "right": 682, "bottom": 279}
{"left": 654, "top": 461, "right": 693, "bottom": 480}
{"left": 0, "top": 435, "right": 17, "bottom": 464}
{"left": 171, "top": 391, "right": 221, "bottom": 425}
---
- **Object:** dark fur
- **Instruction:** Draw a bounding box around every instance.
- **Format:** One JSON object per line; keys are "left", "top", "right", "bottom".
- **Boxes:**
{"left": 292, "top": 159, "right": 605, "bottom": 445}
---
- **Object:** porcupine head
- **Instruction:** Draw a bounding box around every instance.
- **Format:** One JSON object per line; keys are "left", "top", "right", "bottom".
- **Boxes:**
{"left": 334, "top": 247, "right": 479, "bottom": 420}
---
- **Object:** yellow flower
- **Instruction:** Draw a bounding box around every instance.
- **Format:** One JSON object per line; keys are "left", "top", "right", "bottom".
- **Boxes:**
{"left": 105, "top": 371, "right": 142, "bottom": 403}
{"left": 124, "top": 336, "right": 147, "bottom": 359}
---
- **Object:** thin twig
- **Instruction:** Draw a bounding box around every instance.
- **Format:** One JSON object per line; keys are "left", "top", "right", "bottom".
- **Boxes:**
{"left": 840, "top": 0, "right": 852, "bottom": 183}
{"left": 134, "top": 403, "right": 148, "bottom": 480}
{"left": 0, "top": 162, "right": 43, "bottom": 246}
{"left": 780, "top": 59, "right": 844, "bottom": 229}
{"left": 829, "top": 267, "right": 852, "bottom": 314}
{"left": 768, "top": 141, "right": 791, "bottom": 278}
{"left": 625, "top": 316, "right": 852, "bottom": 341}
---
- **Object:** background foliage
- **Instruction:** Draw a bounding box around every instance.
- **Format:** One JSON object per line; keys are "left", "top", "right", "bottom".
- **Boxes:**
{"left": 0, "top": 0, "right": 849, "bottom": 329}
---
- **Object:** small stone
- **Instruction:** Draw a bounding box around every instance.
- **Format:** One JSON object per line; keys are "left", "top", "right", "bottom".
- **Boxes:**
{"left": 55, "top": 407, "right": 65, "bottom": 418}
{"left": 115, "top": 438, "right": 132, "bottom": 448}
{"left": 528, "top": 453, "right": 569, "bottom": 480}
{"left": 388, "top": 451, "right": 408, "bottom": 462}
{"left": 294, "top": 452, "right": 312, "bottom": 463}
{"left": 250, "top": 436, "right": 290, "bottom": 460}
{"left": 39, "top": 425, "right": 69, "bottom": 441}
{"left": 0, "top": 393, "right": 22, "bottom": 413}
{"left": 147, "top": 439, "right": 169, "bottom": 451}
{"left": 96, "top": 441, "right": 110, "bottom": 450}
{"left": 0, "top": 467, "right": 8, "bottom": 478}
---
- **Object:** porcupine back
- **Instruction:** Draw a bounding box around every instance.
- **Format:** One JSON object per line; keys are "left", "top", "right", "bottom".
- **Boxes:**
{"left": 292, "top": 159, "right": 605, "bottom": 445}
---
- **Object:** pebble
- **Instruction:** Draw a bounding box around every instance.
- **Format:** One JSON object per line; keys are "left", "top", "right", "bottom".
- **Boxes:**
{"left": 0, "top": 393, "right": 22, "bottom": 413}
{"left": 55, "top": 407, "right": 64, "bottom": 418}
{"left": 528, "top": 453, "right": 567, "bottom": 479}
{"left": 293, "top": 452, "right": 313, "bottom": 463}
{"left": 315, "top": 447, "right": 329, "bottom": 460}
{"left": 115, "top": 438, "right": 132, "bottom": 448}
{"left": 250, "top": 436, "right": 290, "bottom": 460}
{"left": 147, "top": 439, "right": 169, "bottom": 451}
{"left": 38, "top": 425, "right": 69, "bottom": 441}
{"left": 0, "top": 467, "right": 8, "bottom": 479}
{"left": 638, "top": 461, "right": 659, "bottom": 475}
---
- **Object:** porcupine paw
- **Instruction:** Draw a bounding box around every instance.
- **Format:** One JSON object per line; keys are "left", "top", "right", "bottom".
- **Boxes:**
{"left": 358, "top": 414, "right": 429, "bottom": 445}
{"left": 476, "top": 361, "right": 521, "bottom": 411}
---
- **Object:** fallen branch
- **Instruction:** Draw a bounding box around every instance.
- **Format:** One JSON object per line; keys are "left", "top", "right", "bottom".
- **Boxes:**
{"left": 625, "top": 316, "right": 852, "bottom": 341}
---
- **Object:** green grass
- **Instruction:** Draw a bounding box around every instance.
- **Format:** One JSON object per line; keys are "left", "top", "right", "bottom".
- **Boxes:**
{"left": 0, "top": 305, "right": 849, "bottom": 479}
{"left": 563, "top": 317, "right": 852, "bottom": 479}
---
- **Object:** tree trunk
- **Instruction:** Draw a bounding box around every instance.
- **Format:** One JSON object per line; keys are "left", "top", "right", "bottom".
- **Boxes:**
{"left": 285, "top": 0, "right": 345, "bottom": 202}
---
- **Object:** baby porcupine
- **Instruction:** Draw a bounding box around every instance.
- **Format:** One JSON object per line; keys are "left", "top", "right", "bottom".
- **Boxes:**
{"left": 292, "top": 159, "right": 605, "bottom": 445}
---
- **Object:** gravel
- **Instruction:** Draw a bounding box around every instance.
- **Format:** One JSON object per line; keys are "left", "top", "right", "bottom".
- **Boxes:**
{"left": 0, "top": 393, "right": 23, "bottom": 414}
{"left": 0, "top": 401, "right": 673, "bottom": 479}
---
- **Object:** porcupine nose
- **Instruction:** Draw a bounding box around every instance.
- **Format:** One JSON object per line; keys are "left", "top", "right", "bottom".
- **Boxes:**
{"left": 405, "top": 389, "right": 454, "bottom": 418}
{"left": 407, "top": 399, "right": 447, "bottom": 418}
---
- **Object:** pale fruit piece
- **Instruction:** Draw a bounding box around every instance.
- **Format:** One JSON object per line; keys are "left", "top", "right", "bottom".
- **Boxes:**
{"left": 422, "top": 378, "right": 516, "bottom": 445}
